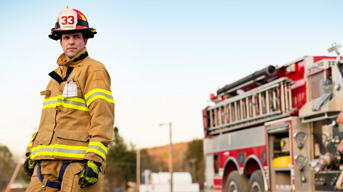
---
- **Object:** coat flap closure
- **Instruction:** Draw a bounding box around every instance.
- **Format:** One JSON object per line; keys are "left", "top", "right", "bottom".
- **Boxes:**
{"left": 55, "top": 129, "right": 89, "bottom": 142}
{"left": 31, "top": 132, "right": 38, "bottom": 141}
{"left": 40, "top": 90, "right": 51, "bottom": 96}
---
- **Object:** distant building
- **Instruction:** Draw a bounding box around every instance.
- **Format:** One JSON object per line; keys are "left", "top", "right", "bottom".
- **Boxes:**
{"left": 140, "top": 170, "right": 199, "bottom": 192}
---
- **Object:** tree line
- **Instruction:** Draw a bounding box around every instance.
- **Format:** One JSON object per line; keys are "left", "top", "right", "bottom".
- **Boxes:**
{"left": 0, "top": 127, "right": 204, "bottom": 192}
{"left": 0, "top": 145, "right": 15, "bottom": 191}
{"left": 104, "top": 127, "right": 204, "bottom": 191}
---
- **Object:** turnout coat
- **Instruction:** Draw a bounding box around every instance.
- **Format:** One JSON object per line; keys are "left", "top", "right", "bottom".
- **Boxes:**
{"left": 27, "top": 48, "right": 115, "bottom": 165}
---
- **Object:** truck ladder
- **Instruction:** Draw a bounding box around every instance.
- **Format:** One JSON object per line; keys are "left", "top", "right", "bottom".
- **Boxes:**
{"left": 207, "top": 77, "right": 294, "bottom": 135}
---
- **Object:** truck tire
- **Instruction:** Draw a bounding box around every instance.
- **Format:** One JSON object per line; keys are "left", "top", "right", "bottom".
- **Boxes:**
{"left": 225, "top": 171, "right": 248, "bottom": 192}
{"left": 247, "top": 170, "right": 265, "bottom": 192}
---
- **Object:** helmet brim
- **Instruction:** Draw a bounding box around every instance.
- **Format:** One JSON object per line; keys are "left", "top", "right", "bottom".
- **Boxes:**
{"left": 49, "top": 28, "right": 97, "bottom": 41}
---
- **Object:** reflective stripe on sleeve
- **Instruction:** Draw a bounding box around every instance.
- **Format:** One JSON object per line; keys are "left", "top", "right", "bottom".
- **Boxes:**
{"left": 84, "top": 88, "right": 114, "bottom": 107}
{"left": 27, "top": 135, "right": 35, "bottom": 148}
{"left": 31, "top": 144, "right": 88, "bottom": 159}
{"left": 86, "top": 142, "right": 108, "bottom": 159}
{"left": 42, "top": 95, "right": 89, "bottom": 111}
{"left": 42, "top": 96, "right": 59, "bottom": 109}
{"left": 59, "top": 98, "right": 89, "bottom": 111}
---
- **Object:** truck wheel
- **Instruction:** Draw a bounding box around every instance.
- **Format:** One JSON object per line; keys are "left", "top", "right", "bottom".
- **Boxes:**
{"left": 225, "top": 171, "right": 248, "bottom": 192}
{"left": 247, "top": 170, "right": 265, "bottom": 192}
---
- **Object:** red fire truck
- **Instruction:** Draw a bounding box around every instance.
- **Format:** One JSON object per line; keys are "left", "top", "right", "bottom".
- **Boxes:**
{"left": 202, "top": 44, "right": 343, "bottom": 191}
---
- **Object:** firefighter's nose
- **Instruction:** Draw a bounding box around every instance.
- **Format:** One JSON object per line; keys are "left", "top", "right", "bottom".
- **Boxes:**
{"left": 68, "top": 38, "right": 75, "bottom": 44}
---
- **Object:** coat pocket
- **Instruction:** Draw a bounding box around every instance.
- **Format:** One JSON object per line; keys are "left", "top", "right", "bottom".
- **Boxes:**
{"left": 55, "top": 129, "right": 89, "bottom": 142}
{"left": 54, "top": 130, "right": 89, "bottom": 160}
{"left": 61, "top": 79, "right": 89, "bottom": 115}
{"left": 36, "top": 129, "right": 54, "bottom": 146}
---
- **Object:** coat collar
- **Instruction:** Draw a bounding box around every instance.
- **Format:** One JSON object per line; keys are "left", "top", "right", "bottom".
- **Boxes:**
{"left": 57, "top": 48, "right": 88, "bottom": 67}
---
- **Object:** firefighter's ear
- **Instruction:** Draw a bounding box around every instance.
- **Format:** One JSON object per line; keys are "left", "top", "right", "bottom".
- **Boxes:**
{"left": 84, "top": 38, "right": 88, "bottom": 46}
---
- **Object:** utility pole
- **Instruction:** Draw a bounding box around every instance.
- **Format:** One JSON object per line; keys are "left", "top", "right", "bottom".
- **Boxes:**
{"left": 136, "top": 149, "right": 140, "bottom": 192}
{"left": 169, "top": 122, "right": 173, "bottom": 192}
{"left": 159, "top": 122, "right": 173, "bottom": 192}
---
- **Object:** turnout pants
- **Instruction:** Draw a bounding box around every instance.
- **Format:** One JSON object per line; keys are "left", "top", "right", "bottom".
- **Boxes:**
{"left": 26, "top": 160, "right": 103, "bottom": 192}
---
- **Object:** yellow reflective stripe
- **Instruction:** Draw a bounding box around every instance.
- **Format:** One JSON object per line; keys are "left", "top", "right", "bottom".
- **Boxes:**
{"left": 87, "top": 148, "right": 106, "bottom": 159}
{"left": 67, "top": 97, "right": 86, "bottom": 103}
{"left": 31, "top": 145, "right": 54, "bottom": 158}
{"left": 60, "top": 101, "right": 89, "bottom": 111}
{"left": 53, "top": 152, "right": 85, "bottom": 159}
{"left": 54, "top": 144, "right": 88, "bottom": 151}
{"left": 43, "top": 96, "right": 59, "bottom": 103}
{"left": 87, "top": 95, "right": 114, "bottom": 106}
{"left": 86, "top": 142, "right": 108, "bottom": 159}
{"left": 30, "top": 142, "right": 108, "bottom": 160}
{"left": 42, "top": 96, "right": 59, "bottom": 109}
{"left": 42, "top": 95, "right": 89, "bottom": 111}
{"left": 30, "top": 144, "right": 88, "bottom": 159}
{"left": 86, "top": 148, "right": 106, "bottom": 159}
{"left": 31, "top": 151, "right": 53, "bottom": 158}
{"left": 89, "top": 142, "right": 108, "bottom": 153}
{"left": 31, "top": 145, "right": 54, "bottom": 150}
{"left": 85, "top": 88, "right": 112, "bottom": 98}
{"left": 85, "top": 88, "right": 114, "bottom": 106}
{"left": 27, "top": 136, "right": 35, "bottom": 148}
{"left": 43, "top": 103, "right": 57, "bottom": 109}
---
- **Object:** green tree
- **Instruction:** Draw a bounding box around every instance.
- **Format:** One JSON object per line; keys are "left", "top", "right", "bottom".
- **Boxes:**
{"left": 140, "top": 148, "right": 168, "bottom": 173}
{"left": 106, "top": 127, "right": 136, "bottom": 190}
{"left": 185, "top": 139, "right": 204, "bottom": 189}
{"left": 0, "top": 145, "right": 13, "bottom": 171}
{"left": 0, "top": 145, "right": 14, "bottom": 191}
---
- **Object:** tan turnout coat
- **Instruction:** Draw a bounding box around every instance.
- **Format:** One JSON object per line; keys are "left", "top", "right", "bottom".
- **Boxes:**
{"left": 27, "top": 48, "right": 114, "bottom": 164}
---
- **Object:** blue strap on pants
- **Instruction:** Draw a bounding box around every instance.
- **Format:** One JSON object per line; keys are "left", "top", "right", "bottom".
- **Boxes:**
{"left": 37, "top": 161, "right": 70, "bottom": 189}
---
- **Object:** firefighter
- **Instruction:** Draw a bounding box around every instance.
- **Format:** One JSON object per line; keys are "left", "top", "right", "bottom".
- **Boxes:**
{"left": 23, "top": 7, "right": 114, "bottom": 191}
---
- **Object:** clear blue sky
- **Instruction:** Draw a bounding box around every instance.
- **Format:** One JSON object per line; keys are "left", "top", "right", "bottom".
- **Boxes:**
{"left": 1, "top": 0, "right": 343, "bottom": 159}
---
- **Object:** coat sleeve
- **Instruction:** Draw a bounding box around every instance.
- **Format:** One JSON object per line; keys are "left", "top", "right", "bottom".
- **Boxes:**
{"left": 83, "top": 65, "right": 115, "bottom": 164}
{"left": 26, "top": 132, "right": 38, "bottom": 156}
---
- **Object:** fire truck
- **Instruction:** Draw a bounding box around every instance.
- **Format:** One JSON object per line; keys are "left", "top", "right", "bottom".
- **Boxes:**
{"left": 202, "top": 44, "right": 343, "bottom": 192}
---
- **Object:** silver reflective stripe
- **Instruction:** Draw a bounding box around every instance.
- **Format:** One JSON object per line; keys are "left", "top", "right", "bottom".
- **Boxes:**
{"left": 63, "top": 99, "right": 87, "bottom": 107}
{"left": 88, "top": 145, "right": 107, "bottom": 155}
{"left": 44, "top": 97, "right": 87, "bottom": 107}
{"left": 31, "top": 147, "right": 53, "bottom": 155}
{"left": 85, "top": 92, "right": 113, "bottom": 104}
{"left": 43, "top": 100, "right": 58, "bottom": 106}
{"left": 54, "top": 148, "right": 86, "bottom": 154}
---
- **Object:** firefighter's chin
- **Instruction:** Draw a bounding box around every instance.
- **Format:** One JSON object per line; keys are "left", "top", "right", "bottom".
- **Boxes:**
{"left": 65, "top": 50, "right": 78, "bottom": 60}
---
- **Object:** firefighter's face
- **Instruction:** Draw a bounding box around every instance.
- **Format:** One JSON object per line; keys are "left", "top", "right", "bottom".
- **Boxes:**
{"left": 60, "top": 32, "right": 88, "bottom": 61}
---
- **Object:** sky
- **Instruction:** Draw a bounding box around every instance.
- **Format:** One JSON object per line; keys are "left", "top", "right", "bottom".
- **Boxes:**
{"left": 1, "top": 0, "right": 343, "bottom": 160}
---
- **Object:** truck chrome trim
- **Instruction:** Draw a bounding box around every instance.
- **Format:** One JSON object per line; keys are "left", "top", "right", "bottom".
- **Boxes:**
{"left": 224, "top": 157, "right": 242, "bottom": 175}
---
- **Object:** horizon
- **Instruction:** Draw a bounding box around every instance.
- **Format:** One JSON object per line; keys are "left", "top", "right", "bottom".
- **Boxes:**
{"left": 1, "top": 0, "right": 343, "bottom": 160}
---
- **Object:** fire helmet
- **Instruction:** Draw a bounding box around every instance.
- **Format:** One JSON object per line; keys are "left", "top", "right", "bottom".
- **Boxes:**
{"left": 49, "top": 7, "right": 97, "bottom": 40}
